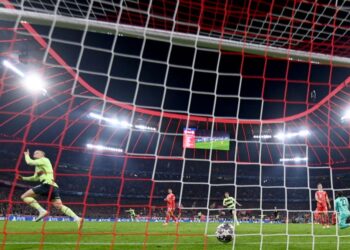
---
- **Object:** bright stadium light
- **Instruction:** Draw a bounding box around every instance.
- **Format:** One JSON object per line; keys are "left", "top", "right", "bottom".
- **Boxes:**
{"left": 120, "top": 120, "right": 133, "bottom": 128}
{"left": 3, "top": 60, "right": 47, "bottom": 95}
{"left": 253, "top": 135, "right": 272, "bottom": 139}
{"left": 298, "top": 130, "right": 310, "bottom": 137}
{"left": 88, "top": 112, "right": 102, "bottom": 120}
{"left": 274, "top": 130, "right": 310, "bottom": 140}
{"left": 89, "top": 112, "right": 156, "bottom": 131}
{"left": 2, "top": 60, "right": 25, "bottom": 77}
{"left": 86, "top": 144, "right": 123, "bottom": 153}
{"left": 22, "top": 73, "right": 47, "bottom": 94}
{"left": 89, "top": 112, "right": 132, "bottom": 127}
{"left": 280, "top": 157, "right": 308, "bottom": 163}
{"left": 341, "top": 109, "right": 350, "bottom": 121}
{"left": 135, "top": 124, "right": 157, "bottom": 131}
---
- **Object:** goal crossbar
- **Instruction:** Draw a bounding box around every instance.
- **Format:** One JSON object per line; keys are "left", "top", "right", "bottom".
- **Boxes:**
{"left": 1, "top": 7, "right": 350, "bottom": 67}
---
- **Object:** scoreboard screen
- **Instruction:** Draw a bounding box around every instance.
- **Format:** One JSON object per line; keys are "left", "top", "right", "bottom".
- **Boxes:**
{"left": 183, "top": 128, "right": 230, "bottom": 151}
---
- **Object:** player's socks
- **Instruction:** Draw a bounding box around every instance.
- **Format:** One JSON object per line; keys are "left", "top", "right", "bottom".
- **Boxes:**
{"left": 23, "top": 197, "right": 45, "bottom": 211}
{"left": 60, "top": 205, "right": 79, "bottom": 220}
{"left": 23, "top": 197, "right": 47, "bottom": 220}
{"left": 171, "top": 215, "right": 177, "bottom": 222}
{"left": 320, "top": 216, "right": 325, "bottom": 226}
{"left": 76, "top": 217, "right": 83, "bottom": 230}
{"left": 325, "top": 215, "right": 329, "bottom": 226}
{"left": 165, "top": 214, "right": 170, "bottom": 223}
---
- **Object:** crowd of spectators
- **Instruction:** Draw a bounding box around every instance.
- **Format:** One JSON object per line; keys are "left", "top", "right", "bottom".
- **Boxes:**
{"left": 1, "top": 148, "right": 350, "bottom": 223}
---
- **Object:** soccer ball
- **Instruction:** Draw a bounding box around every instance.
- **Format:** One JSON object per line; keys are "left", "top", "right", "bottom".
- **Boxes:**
{"left": 216, "top": 223, "right": 234, "bottom": 243}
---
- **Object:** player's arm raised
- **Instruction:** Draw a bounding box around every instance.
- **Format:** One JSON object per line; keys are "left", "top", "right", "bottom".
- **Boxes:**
{"left": 24, "top": 150, "right": 45, "bottom": 166}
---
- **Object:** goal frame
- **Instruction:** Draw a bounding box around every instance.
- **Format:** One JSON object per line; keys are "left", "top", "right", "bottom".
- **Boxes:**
{"left": 1, "top": 7, "right": 350, "bottom": 68}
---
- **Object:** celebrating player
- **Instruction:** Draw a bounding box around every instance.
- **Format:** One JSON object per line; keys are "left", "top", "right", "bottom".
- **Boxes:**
{"left": 163, "top": 188, "right": 178, "bottom": 225}
{"left": 315, "top": 183, "right": 331, "bottom": 228}
{"left": 126, "top": 208, "right": 136, "bottom": 222}
{"left": 18, "top": 149, "right": 82, "bottom": 229}
{"left": 335, "top": 191, "right": 350, "bottom": 229}
{"left": 223, "top": 192, "right": 241, "bottom": 226}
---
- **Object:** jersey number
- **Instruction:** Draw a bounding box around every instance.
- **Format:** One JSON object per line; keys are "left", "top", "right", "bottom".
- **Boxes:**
{"left": 342, "top": 199, "right": 347, "bottom": 206}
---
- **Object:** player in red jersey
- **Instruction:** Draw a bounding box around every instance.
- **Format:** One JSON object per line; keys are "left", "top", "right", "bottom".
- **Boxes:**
{"left": 315, "top": 183, "right": 331, "bottom": 228}
{"left": 163, "top": 188, "right": 178, "bottom": 225}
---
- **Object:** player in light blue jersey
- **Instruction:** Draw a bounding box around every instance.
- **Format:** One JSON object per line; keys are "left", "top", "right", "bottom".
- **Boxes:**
{"left": 335, "top": 191, "right": 350, "bottom": 229}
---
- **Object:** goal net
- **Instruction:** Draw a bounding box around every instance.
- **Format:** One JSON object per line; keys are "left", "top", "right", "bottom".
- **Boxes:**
{"left": 0, "top": 0, "right": 350, "bottom": 249}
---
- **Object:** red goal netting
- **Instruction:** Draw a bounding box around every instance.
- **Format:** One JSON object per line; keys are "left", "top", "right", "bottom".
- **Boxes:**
{"left": 0, "top": 0, "right": 350, "bottom": 249}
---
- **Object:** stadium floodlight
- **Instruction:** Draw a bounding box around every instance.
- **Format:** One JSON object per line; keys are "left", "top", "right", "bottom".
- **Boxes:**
{"left": 22, "top": 73, "right": 47, "bottom": 94}
{"left": 89, "top": 112, "right": 156, "bottom": 131}
{"left": 341, "top": 109, "right": 350, "bottom": 121}
{"left": 105, "top": 117, "right": 121, "bottom": 126}
{"left": 274, "top": 130, "right": 310, "bottom": 140}
{"left": 120, "top": 120, "right": 133, "bottom": 128}
{"left": 279, "top": 157, "right": 308, "bottom": 163}
{"left": 89, "top": 112, "right": 132, "bottom": 127}
{"left": 2, "top": 60, "right": 25, "bottom": 77}
{"left": 86, "top": 144, "right": 123, "bottom": 153}
{"left": 298, "top": 130, "right": 310, "bottom": 137}
{"left": 135, "top": 125, "right": 157, "bottom": 131}
{"left": 3, "top": 60, "right": 47, "bottom": 95}
{"left": 88, "top": 112, "right": 102, "bottom": 120}
{"left": 253, "top": 135, "right": 272, "bottom": 139}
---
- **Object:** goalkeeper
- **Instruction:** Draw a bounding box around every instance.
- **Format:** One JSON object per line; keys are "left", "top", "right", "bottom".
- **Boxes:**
{"left": 126, "top": 208, "right": 136, "bottom": 222}
{"left": 18, "top": 149, "right": 82, "bottom": 229}
{"left": 335, "top": 191, "right": 350, "bottom": 229}
{"left": 223, "top": 192, "right": 241, "bottom": 226}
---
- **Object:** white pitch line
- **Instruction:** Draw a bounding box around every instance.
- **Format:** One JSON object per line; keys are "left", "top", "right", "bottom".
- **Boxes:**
{"left": 4, "top": 241, "right": 350, "bottom": 246}
{"left": 4, "top": 242, "right": 217, "bottom": 246}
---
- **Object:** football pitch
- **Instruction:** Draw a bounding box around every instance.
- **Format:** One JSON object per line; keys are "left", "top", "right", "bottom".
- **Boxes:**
{"left": 195, "top": 140, "right": 230, "bottom": 150}
{"left": 0, "top": 221, "right": 349, "bottom": 250}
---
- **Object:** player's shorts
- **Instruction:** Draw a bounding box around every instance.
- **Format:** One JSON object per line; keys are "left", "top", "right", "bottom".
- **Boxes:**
{"left": 32, "top": 183, "right": 60, "bottom": 200}
{"left": 316, "top": 204, "right": 328, "bottom": 213}
{"left": 167, "top": 207, "right": 175, "bottom": 213}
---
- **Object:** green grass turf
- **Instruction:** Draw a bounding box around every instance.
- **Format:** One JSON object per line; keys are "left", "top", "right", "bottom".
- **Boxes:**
{"left": 1, "top": 221, "right": 350, "bottom": 250}
{"left": 195, "top": 140, "right": 230, "bottom": 150}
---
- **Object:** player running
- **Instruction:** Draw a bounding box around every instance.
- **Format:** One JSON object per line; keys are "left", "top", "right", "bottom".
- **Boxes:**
{"left": 126, "top": 208, "right": 136, "bottom": 222}
{"left": 315, "top": 183, "right": 331, "bottom": 228}
{"left": 18, "top": 149, "right": 82, "bottom": 229}
{"left": 335, "top": 191, "right": 350, "bottom": 229}
{"left": 223, "top": 192, "right": 241, "bottom": 226}
{"left": 163, "top": 188, "right": 178, "bottom": 225}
